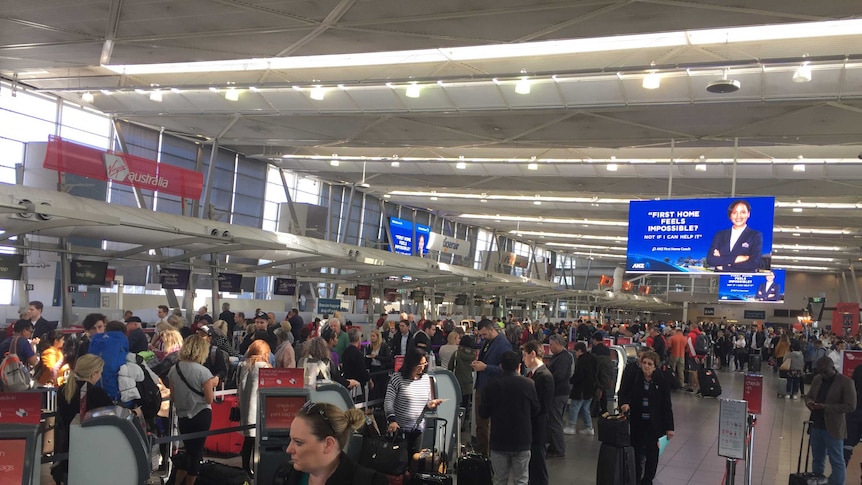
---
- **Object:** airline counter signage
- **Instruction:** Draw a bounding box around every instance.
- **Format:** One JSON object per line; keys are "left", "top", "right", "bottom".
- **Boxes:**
{"left": 317, "top": 298, "right": 342, "bottom": 314}
{"left": 43, "top": 135, "right": 203, "bottom": 199}
{"left": 626, "top": 196, "right": 774, "bottom": 274}
{"left": 426, "top": 233, "right": 471, "bottom": 257}
{"left": 159, "top": 268, "right": 190, "bottom": 289}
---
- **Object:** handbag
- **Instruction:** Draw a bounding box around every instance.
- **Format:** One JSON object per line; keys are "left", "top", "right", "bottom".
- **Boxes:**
{"left": 358, "top": 432, "right": 410, "bottom": 475}
{"left": 597, "top": 413, "right": 630, "bottom": 447}
{"left": 779, "top": 358, "right": 791, "bottom": 371}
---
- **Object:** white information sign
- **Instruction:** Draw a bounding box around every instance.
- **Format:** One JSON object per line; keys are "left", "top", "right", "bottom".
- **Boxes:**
{"left": 718, "top": 399, "right": 748, "bottom": 459}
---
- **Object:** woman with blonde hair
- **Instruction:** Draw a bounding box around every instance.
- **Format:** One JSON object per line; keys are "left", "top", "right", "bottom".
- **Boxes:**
{"left": 438, "top": 330, "right": 461, "bottom": 369}
{"left": 168, "top": 335, "right": 219, "bottom": 485}
{"left": 237, "top": 339, "right": 272, "bottom": 476}
{"left": 53, "top": 355, "right": 114, "bottom": 484}
{"left": 365, "top": 329, "right": 393, "bottom": 401}
{"left": 278, "top": 402, "right": 387, "bottom": 484}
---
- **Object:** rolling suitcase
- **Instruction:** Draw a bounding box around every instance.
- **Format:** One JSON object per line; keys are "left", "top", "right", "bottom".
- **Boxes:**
{"left": 596, "top": 442, "right": 636, "bottom": 485}
{"left": 749, "top": 354, "right": 761, "bottom": 373}
{"left": 455, "top": 405, "right": 492, "bottom": 485}
{"left": 204, "top": 395, "right": 243, "bottom": 456}
{"left": 788, "top": 421, "right": 827, "bottom": 485}
{"left": 697, "top": 368, "right": 722, "bottom": 397}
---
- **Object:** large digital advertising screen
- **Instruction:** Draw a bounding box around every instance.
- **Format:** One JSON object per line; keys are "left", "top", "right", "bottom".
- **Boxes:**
{"left": 389, "top": 217, "right": 430, "bottom": 256}
{"left": 718, "top": 269, "right": 786, "bottom": 303}
{"left": 626, "top": 197, "right": 774, "bottom": 274}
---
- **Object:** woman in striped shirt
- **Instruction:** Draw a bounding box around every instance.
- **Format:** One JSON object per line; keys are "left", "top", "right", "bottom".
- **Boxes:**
{"left": 384, "top": 348, "right": 443, "bottom": 456}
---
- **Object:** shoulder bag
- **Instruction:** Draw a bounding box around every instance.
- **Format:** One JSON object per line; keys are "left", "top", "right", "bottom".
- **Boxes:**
{"left": 175, "top": 362, "right": 205, "bottom": 397}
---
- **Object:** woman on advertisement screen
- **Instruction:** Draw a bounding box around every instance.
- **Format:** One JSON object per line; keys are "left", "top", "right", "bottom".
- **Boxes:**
{"left": 706, "top": 199, "right": 763, "bottom": 272}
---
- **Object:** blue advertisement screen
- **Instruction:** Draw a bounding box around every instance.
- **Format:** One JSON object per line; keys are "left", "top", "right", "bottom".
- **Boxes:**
{"left": 718, "top": 269, "right": 786, "bottom": 303}
{"left": 626, "top": 196, "right": 774, "bottom": 274}
{"left": 389, "top": 217, "right": 430, "bottom": 256}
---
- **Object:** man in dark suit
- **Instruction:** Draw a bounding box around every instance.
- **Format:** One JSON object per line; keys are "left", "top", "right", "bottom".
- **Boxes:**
{"left": 478, "top": 351, "right": 539, "bottom": 485}
{"left": 389, "top": 320, "right": 414, "bottom": 356}
{"left": 217, "top": 302, "right": 234, "bottom": 327}
{"left": 21, "top": 300, "right": 54, "bottom": 342}
{"left": 755, "top": 271, "right": 781, "bottom": 301}
{"left": 522, "top": 341, "right": 554, "bottom": 485}
{"left": 706, "top": 199, "right": 763, "bottom": 272}
{"left": 287, "top": 308, "right": 304, "bottom": 343}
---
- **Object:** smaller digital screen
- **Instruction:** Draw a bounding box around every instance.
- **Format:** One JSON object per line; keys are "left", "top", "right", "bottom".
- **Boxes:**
{"left": 355, "top": 285, "right": 372, "bottom": 300}
{"left": 70, "top": 260, "right": 108, "bottom": 285}
{"left": 217, "top": 272, "right": 243, "bottom": 292}
{"left": 0, "top": 438, "right": 28, "bottom": 484}
{"left": 384, "top": 288, "right": 399, "bottom": 302}
{"left": 433, "top": 293, "right": 445, "bottom": 305}
{"left": 274, "top": 278, "right": 297, "bottom": 296}
{"left": 454, "top": 294, "right": 468, "bottom": 305}
{"left": 718, "top": 269, "right": 786, "bottom": 303}
{"left": 159, "top": 268, "right": 191, "bottom": 289}
{"left": 264, "top": 395, "right": 307, "bottom": 432}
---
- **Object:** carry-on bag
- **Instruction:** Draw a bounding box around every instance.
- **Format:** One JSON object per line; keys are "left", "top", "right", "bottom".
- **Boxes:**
{"left": 788, "top": 421, "right": 828, "bottom": 485}
{"left": 204, "top": 395, "right": 243, "bottom": 456}
{"left": 778, "top": 376, "right": 789, "bottom": 398}
{"left": 697, "top": 368, "right": 722, "bottom": 397}
{"left": 597, "top": 413, "right": 630, "bottom": 447}
{"left": 749, "top": 354, "right": 762, "bottom": 373}
{"left": 596, "top": 442, "right": 636, "bottom": 485}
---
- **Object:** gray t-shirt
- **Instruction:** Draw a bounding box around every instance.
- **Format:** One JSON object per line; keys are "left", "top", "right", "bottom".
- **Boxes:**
{"left": 168, "top": 361, "right": 214, "bottom": 418}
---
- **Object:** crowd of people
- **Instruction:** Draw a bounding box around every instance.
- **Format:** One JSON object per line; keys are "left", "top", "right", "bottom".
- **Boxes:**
{"left": 7, "top": 300, "right": 862, "bottom": 484}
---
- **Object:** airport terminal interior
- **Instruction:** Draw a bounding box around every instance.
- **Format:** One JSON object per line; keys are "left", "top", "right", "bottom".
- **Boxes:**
{"left": 2, "top": 1, "right": 862, "bottom": 484}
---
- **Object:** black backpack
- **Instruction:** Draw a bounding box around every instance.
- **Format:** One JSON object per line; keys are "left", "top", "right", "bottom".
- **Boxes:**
{"left": 135, "top": 358, "right": 161, "bottom": 420}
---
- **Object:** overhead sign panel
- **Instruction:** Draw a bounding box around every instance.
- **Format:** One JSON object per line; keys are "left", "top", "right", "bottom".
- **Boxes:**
{"left": 43, "top": 135, "right": 203, "bottom": 199}
{"left": 0, "top": 254, "right": 24, "bottom": 280}
{"left": 719, "top": 269, "right": 786, "bottom": 303}
{"left": 70, "top": 260, "right": 108, "bottom": 285}
{"left": 159, "top": 268, "right": 190, "bottom": 289}
{"left": 426, "top": 232, "right": 470, "bottom": 257}
{"left": 273, "top": 278, "right": 297, "bottom": 296}
{"left": 217, "top": 272, "right": 243, "bottom": 292}
{"left": 626, "top": 196, "right": 774, "bottom": 274}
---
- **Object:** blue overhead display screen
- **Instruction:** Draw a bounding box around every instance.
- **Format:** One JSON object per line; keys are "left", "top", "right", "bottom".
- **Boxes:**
{"left": 718, "top": 269, "right": 786, "bottom": 303}
{"left": 625, "top": 196, "right": 774, "bottom": 274}
{"left": 389, "top": 217, "right": 430, "bottom": 256}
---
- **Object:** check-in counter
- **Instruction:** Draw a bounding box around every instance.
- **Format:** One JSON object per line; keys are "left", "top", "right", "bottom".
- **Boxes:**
{"left": 68, "top": 406, "right": 151, "bottom": 485}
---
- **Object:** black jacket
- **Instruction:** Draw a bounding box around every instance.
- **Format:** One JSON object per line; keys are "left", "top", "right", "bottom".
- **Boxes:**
{"left": 478, "top": 371, "right": 540, "bottom": 452}
{"left": 570, "top": 352, "right": 598, "bottom": 401}
{"left": 389, "top": 331, "right": 414, "bottom": 356}
{"left": 529, "top": 365, "right": 554, "bottom": 445}
{"left": 546, "top": 350, "right": 574, "bottom": 397}
{"left": 618, "top": 369, "right": 675, "bottom": 438}
{"left": 278, "top": 452, "right": 387, "bottom": 485}
{"left": 341, "top": 344, "right": 369, "bottom": 386}
{"left": 29, "top": 317, "right": 56, "bottom": 340}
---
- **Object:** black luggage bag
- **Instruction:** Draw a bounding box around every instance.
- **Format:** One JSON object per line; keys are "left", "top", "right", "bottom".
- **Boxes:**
{"left": 660, "top": 364, "right": 681, "bottom": 390}
{"left": 789, "top": 421, "right": 828, "bottom": 485}
{"left": 597, "top": 413, "right": 631, "bottom": 447}
{"left": 456, "top": 452, "right": 492, "bottom": 485}
{"left": 596, "top": 442, "right": 636, "bottom": 485}
{"left": 168, "top": 452, "right": 252, "bottom": 485}
{"left": 411, "top": 473, "right": 453, "bottom": 485}
{"left": 697, "top": 368, "right": 722, "bottom": 397}
{"left": 749, "top": 354, "right": 762, "bottom": 373}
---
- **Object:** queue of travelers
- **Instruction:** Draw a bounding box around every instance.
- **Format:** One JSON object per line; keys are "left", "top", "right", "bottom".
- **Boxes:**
{"left": 8, "top": 303, "right": 862, "bottom": 485}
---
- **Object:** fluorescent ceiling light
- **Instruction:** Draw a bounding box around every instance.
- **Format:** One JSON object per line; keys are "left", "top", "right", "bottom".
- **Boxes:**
{"left": 793, "top": 164, "right": 806, "bottom": 172}
{"left": 774, "top": 227, "right": 851, "bottom": 235}
{"left": 103, "top": 20, "right": 862, "bottom": 76}
{"left": 81, "top": 92, "right": 94, "bottom": 103}
{"left": 509, "top": 230, "right": 627, "bottom": 242}
{"left": 224, "top": 87, "right": 239, "bottom": 101}
{"left": 461, "top": 214, "right": 628, "bottom": 226}
{"left": 309, "top": 85, "right": 326, "bottom": 101}
{"left": 774, "top": 244, "right": 849, "bottom": 251}
{"left": 405, "top": 83, "right": 421, "bottom": 98}
{"left": 330, "top": 159, "right": 339, "bottom": 167}
{"left": 642, "top": 72, "right": 661, "bottom": 90}
{"left": 695, "top": 164, "right": 707, "bottom": 171}
{"left": 149, "top": 90, "right": 162, "bottom": 102}
{"left": 772, "top": 255, "right": 834, "bottom": 262}
{"left": 391, "top": 161, "right": 400, "bottom": 168}
{"left": 792, "top": 207, "right": 803, "bottom": 213}
{"left": 606, "top": 163, "right": 618, "bottom": 172}
{"left": 773, "top": 264, "right": 833, "bottom": 271}
{"left": 455, "top": 162, "right": 467, "bottom": 169}
{"left": 533, "top": 200, "right": 542, "bottom": 205}
{"left": 515, "top": 77, "right": 531, "bottom": 95}
{"left": 527, "top": 163, "right": 538, "bottom": 170}
{"left": 387, "top": 190, "right": 631, "bottom": 204}
{"left": 430, "top": 196, "right": 438, "bottom": 201}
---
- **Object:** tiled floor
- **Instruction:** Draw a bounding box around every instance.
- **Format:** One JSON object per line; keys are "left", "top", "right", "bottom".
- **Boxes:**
{"left": 546, "top": 368, "right": 861, "bottom": 485}
{"left": 39, "top": 368, "right": 862, "bottom": 484}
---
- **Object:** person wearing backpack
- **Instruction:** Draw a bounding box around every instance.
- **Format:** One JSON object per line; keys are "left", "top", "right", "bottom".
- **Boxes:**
{"left": 0, "top": 320, "right": 38, "bottom": 391}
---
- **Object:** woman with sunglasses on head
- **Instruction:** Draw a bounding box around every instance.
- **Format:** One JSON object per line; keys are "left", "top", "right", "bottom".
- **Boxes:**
{"left": 280, "top": 402, "right": 387, "bottom": 485}
{"left": 384, "top": 347, "right": 443, "bottom": 457}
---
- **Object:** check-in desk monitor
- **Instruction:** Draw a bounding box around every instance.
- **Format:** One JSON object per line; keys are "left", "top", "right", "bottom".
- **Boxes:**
{"left": 0, "top": 426, "right": 40, "bottom": 485}
{"left": 68, "top": 406, "right": 151, "bottom": 485}
{"left": 257, "top": 388, "right": 309, "bottom": 485}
